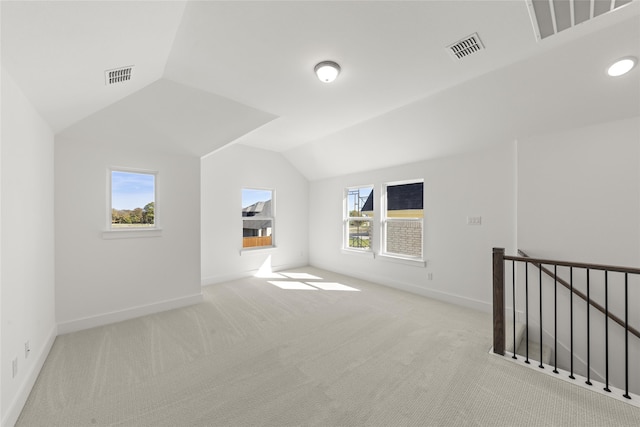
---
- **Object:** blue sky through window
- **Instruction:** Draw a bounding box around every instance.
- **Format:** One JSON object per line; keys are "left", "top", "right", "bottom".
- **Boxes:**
{"left": 242, "top": 189, "right": 272, "bottom": 209}
{"left": 348, "top": 186, "right": 373, "bottom": 213}
{"left": 112, "top": 171, "right": 155, "bottom": 210}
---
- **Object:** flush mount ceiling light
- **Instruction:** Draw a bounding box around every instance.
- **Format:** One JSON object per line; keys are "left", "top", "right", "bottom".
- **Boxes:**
{"left": 314, "top": 60, "right": 341, "bottom": 83}
{"left": 607, "top": 57, "right": 637, "bottom": 77}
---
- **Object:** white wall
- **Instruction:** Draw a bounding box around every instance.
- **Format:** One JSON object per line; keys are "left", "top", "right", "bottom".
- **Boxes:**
{"left": 201, "top": 144, "right": 309, "bottom": 284}
{"left": 307, "top": 118, "right": 640, "bottom": 392}
{"left": 517, "top": 117, "right": 640, "bottom": 393}
{"left": 55, "top": 111, "right": 202, "bottom": 334}
{"left": 1, "top": 69, "right": 57, "bottom": 427}
{"left": 309, "top": 142, "right": 517, "bottom": 312}
{"left": 518, "top": 117, "right": 640, "bottom": 266}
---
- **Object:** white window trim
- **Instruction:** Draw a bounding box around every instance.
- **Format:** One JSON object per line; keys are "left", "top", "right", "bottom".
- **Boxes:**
{"left": 104, "top": 167, "right": 160, "bottom": 239}
{"left": 241, "top": 187, "right": 275, "bottom": 251}
{"left": 381, "top": 179, "right": 425, "bottom": 263}
{"left": 343, "top": 185, "right": 374, "bottom": 252}
{"left": 377, "top": 252, "right": 427, "bottom": 267}
{"left": 102, "top": 229, "right": 162, "bottom": 239}
{"left": 341, "top": 248, "right": 375, "bottom": 258}
{"left": 239, "top": 245, "right": 278, "bottom": 255}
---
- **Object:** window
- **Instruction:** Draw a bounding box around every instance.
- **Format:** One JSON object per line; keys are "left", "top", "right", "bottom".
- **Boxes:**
{"left": 382, "top": 180, "right": 424, "bottom": 259}
{"left": 344, "top": 186, "right": 374, "bottom": 250}
{"left": 110, "top": 169, "right": 157, "bottom": 229}
{"left": 242, "top": 188, "right": 274, "bottom": 249}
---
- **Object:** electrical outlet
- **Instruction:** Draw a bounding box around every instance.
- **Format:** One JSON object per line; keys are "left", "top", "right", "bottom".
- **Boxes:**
{"left": 25, "top": 341, "right": 31, "bottom": 359}
{"left": 428, "top": 272, "right": 433, "bottom": 280}
{"left": 12, "top": 358, "right": 17, "bottom": 378}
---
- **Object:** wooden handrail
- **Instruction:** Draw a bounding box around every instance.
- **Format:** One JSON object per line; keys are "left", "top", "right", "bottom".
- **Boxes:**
{"left": 493, "top": 248, "right": 505, "bottom": 355}
{"left": 516, "top": 249, "right": 640, "bottom": 340}
{"left": 505, "top": 251, "right": 640, "bottom": 275}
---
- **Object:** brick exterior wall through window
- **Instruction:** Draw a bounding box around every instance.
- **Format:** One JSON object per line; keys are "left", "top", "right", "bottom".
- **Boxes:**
{"left": 386, "top": 220, "right": 422, "bottom": 257}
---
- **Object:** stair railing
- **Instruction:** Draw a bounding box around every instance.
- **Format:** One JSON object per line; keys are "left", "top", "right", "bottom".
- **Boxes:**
{"left": 493, "top": 247, "right": 640, "bottom": 400}
{"left": 517, "top": 249, "right": 640, "bottom": 341}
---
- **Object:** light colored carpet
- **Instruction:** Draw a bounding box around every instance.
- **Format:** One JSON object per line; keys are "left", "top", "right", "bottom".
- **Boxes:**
{"left": 17, "top": 267, "right": 640, "bottom": 426}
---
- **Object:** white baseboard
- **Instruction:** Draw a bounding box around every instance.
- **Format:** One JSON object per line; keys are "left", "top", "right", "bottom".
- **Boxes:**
{"left": 2, "top": 324, "right": 57, "bottom": 427}
{"left": 201, "top": 262, "right": 308, "bottom": 287}
{"left": 310, "top": 261, "right": 491, "bottom": 313}
{"left": 57, "top": 293, "right": 204, "bottom": 335}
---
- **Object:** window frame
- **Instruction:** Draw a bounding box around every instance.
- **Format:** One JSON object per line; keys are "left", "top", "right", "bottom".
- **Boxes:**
{"left": 381, "top": 179, "right": 425, "bottom": 262}
{"left": 104, "top": 167, "right": 160, "bottom": 239}
{"left": 241, "top": 187, "right": 275, "bottom": 251}
{"left": 343, "top": 185, "right": 374, "bottom": 253}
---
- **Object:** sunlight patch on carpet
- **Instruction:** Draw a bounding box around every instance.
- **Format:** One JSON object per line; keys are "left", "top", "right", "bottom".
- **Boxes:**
{"left": 308, "top": 282, "right": 360, "bottom": 291}
{"left": 280, "top": 272, "right": 323, "bottom": 280}
{"left": 254, "top": 255, "right": 287, "bottom": 278}
{"left": 267, "top": 281, "right": 318, "bottom": 290}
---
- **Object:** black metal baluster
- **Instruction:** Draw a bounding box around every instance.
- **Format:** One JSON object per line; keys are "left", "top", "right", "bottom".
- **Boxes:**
{"left": 585, "top": 268, "right": 592, "bottom": 386}
{"left": 569, "top": 267, "right": 575, "bottom": 380}
{"left": 525, "top": 262, "right": 530, "bottom": 364}
{"left": 623, "top": 273, "right": 631, "bottom": 399}
{"left": 512, "top": 260, "right": 517, "bottom": 359}
{"left": 553, "top": 265, "right": 558, "bottom": 374}
{"left": 539, "top": 265, "right": 544, "bottom": 368}
{"left": 604, "top": 272, "right": 610, "bottom": 392}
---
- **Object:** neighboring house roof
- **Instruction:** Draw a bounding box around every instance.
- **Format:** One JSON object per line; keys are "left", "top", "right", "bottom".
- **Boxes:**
{"left": 243, "top": 199, "right": 272, "bottom": 230}
{"left": 242, "top": 199, "right": 272, "bottom": 217}
{"left": 362, "top": 190, "right": 374, "bottom": 213}
{"left": 387, "top": 182, "right": 423, "bottom": 210}
{"left": 361, "top": 183, "right": 423, "bottom": 213}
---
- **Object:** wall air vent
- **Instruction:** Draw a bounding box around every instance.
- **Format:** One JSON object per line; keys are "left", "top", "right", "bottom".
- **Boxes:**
{"left": 105, "top": 66, "right": 134, "bottom": 86}
{"left": 447, "top": 33, "right": 484, "bottom": 60}
{"left": 527, "top": 0, "right": 633, "bottom": 41}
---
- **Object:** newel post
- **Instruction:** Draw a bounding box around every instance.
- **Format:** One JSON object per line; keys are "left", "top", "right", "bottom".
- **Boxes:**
{"left": 493, "top": 247, "right": 506, "bottom": 355}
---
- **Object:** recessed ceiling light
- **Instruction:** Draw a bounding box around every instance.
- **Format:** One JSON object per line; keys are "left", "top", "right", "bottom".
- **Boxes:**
{"left": 314, "top": 61, "right": 341, "bottom": 83}
{"left": 607, "top": 57, "right": 637, "bottom": 77}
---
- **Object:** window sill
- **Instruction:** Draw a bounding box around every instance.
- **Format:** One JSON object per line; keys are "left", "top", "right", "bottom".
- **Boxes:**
{"left": 378, "top": 253, "right": 427, "bottom": 267}
{"left": 240, "top": 246, "right": 277, "bottom": 255}
{"left": 341, "top": 248, "right": 375, "bottom": 258}
{"left": 102, "top": 228, "right": 163, "bottom": 239}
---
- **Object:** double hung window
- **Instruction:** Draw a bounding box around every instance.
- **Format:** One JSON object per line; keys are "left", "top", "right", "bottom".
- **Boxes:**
{"left": 242, "top": 188, "right": 274, "bottom": 249}
{"left": 344, "top": 186, "right": 374, "bottom": 251}
{"left": 382, "top": 180, "right": 424, "bottom": 259}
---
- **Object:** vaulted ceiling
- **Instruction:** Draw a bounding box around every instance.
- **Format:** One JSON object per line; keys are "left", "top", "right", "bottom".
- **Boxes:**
{"left": 2, "top": 1, "right": 639, "bottom": 179}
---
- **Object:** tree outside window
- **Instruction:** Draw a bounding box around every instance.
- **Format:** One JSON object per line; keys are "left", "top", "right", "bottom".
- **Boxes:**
{"left": 111, "top": 170, "right": 156, "bottom": 229}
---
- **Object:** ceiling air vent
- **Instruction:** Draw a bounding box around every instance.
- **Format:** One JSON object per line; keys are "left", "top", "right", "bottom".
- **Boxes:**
{"left": 105, "top": 66, "right": 134, "bottom": 86}
{"left": 527, "top": 0, "right": 633, "bottom": 41}
{"left": 447, "top": 33, "right": 484, "bottom": 60}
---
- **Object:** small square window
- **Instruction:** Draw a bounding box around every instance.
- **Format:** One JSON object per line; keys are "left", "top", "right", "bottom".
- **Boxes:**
{"left": 242, "top": 188, "right": 274, "bottom": 249}
{"left": 110, "top": 169, "right": 157, "bottom": 229}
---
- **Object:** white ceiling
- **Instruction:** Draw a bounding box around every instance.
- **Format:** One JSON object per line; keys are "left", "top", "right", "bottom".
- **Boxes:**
{"left": 1, "top": 1, "right": 187, "bottom": 133}
{"left": 2, "top": 0, "right": 639, "bottom": 178}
